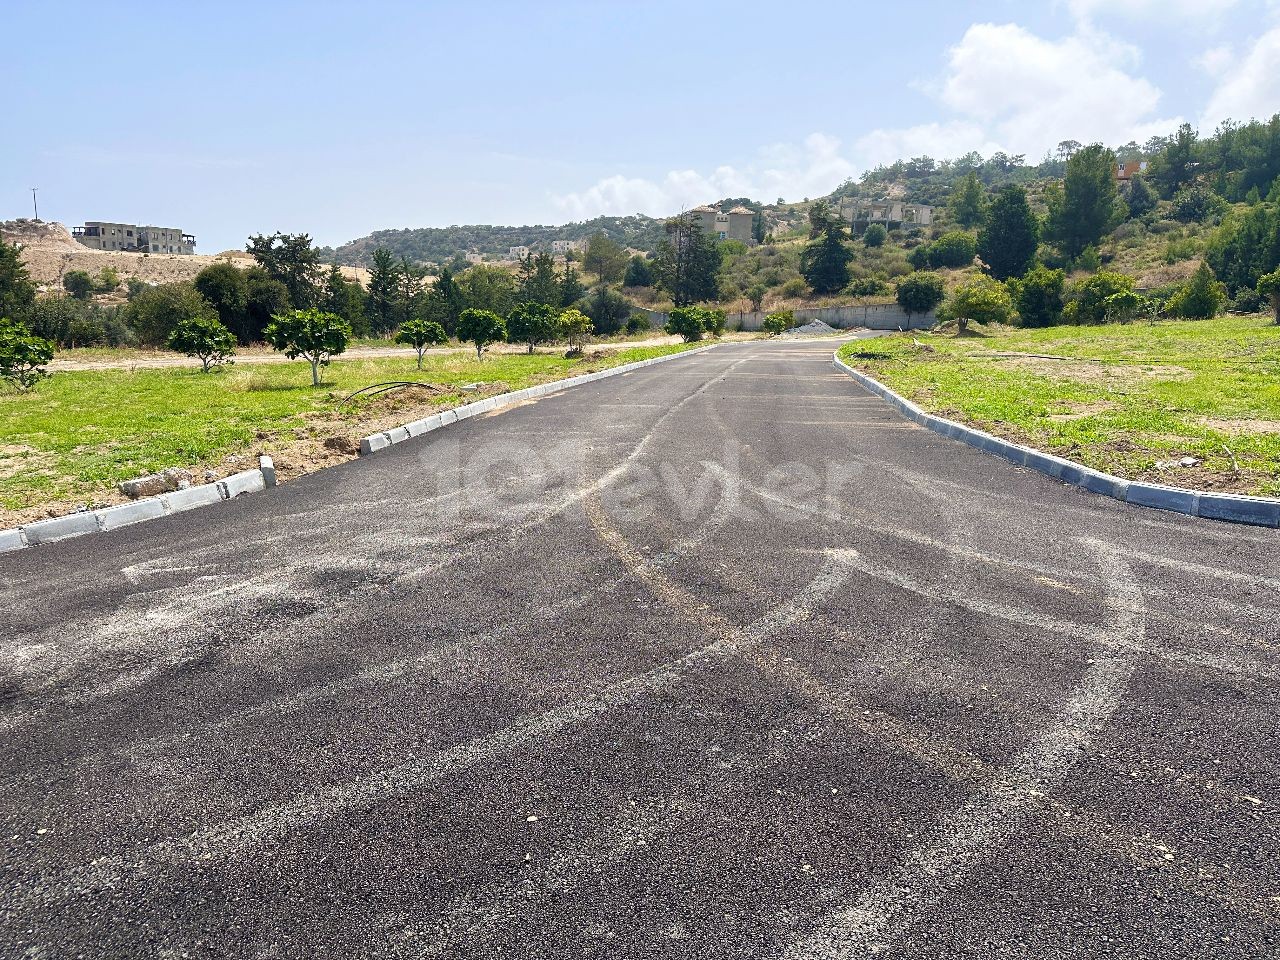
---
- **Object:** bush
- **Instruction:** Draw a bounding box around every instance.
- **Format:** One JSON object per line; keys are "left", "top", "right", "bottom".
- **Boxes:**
{"left": 845, "top": 277, "right": 888, "bottom": 297}
{"left": 1258, "top": 270, "right": 1280, "bottom": 323}
{"left": 167, "top": 315, "right": 237, "bottom": 372}
{"left": 1171, "top": 185, "right": 1228, "bottom": 224}
{"left": 862, "top": 223, "right": 887, "bottom": 247}
{"left": 927, "top": 231, "right": 977, "bottom": 268}
{"left": 62, "top": 270, "right": 94, "bottom": 301}
{"left": 623, "top": 256, "right": 653, "bottom": 288}
{"left": 762, "top": 310, "right": 794, "bottom": 336}
{"left": 456, "top": 308, "right": 506, "bottom": 360}
{"left": 896, "top": 273, "right": 945, "bottom": 317}
{"left": 1230, "top": 287, "right": 1265, "bottom": 314}
{"left": 1008, "top": 266, "right": 1065, "bottom": 328}
{"left": 665, "top": 305, "right": 725, "bottom": 342}
{"left": 907, "top": 244, "right": 932, "bottom": 270}
{"left": 124, "top": 282, "right": 217, "bottom": 346}
{"left": 95, "top": 266, "right": 121, "bottom": 293}
{"left": 1167, "top": 262, "right": 1227, "bottom": 319}
{"left": 780, "top": 277, "right": 807, "bottom": 298}
{"left": 626, "top": 313, "right": 651, "bottom": 335}
{"left": 586, "top": 286, "right": 631, "bottom": 335}
{"left": 558, "top": 307, "right": 594, "bottom": 353}
{"left": 506, "top": 301, "right": 561, "bottom": 352}
{"left": 0, "top": 316, "right": 55, "bottom": 391}
{"left": 395, "top": 317, "right": 448, "bottom": 368}
{"left": 1063, "top": 271, "right": 1136, "bottom": 324}
{"left": 263, "top": 308, "right": 351, "bottom": 384}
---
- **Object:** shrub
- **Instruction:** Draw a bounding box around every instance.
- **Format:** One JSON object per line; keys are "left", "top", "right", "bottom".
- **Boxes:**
{"left": 895, "top": 273, "right": 945, "bottom": 317}
{"left": 263, "top": 308, "right": 352, "bottom": 384}
{"left": 623, "top": 255, "right": 653, "bottom": 288}
{"left": 625, "top": 313, "right": 651, "bottom": 335}
{"left": 862, "top": 223, "right": 887, "bottom": 247}
{"left": 927, "top": 231, "right": 977, "bottom": 268}
{"left": 1171, "top": 185, "right": 1228, "bottom": 224}
{"left": 0, "top": 316, "right": 55, "bottom": 391}
{"left": 506, "top": 301, "right": 561, "bottom": 353}
{"left": 762, "top": 310, "right": 794, "bottom": 336}
{"left": 1231, "top": 286, "right": 1265, "bottom": 314}
{"left": 845, "top": 277, "right": 888, "bottom": 297}
{"left": 1167, "top": 262, "right": 1227, "bottom": 319}
{"left": 62, "top": 270, "right": 94, "bottom": 301}
{"left": 124, "top": 282, "right": 217, "bottom": 345}
{"left": 907, "top": 244, "right": 932, "bottom": 270}
{"left": 1008, "top": 266, "right": 1065, "bottom": 328}
{"left": 780, "top": 277, "right": 807, "bottom": 298}
{"left": 95, "top": 266, "right": 121, "bottom": 293}
{"left": 586, "top": 286, "right": 631, "bottom": 335}
{"left": 1257, "top": 270, "right": 1280, "bottom": 323}
{"left": 665, "top": 306, "right": 725, "bottom": 342}
{"left": 1063, "top": 271, "right": 1136, "bottom": 324}
{"left": 559, "top": 307, "right": 594, "bottom": 353}
{"left": 167, "top": 314, "right": 237, "bottom": 372}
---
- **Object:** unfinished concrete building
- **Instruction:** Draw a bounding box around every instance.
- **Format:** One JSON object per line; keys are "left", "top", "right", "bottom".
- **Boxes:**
{"left": 72, "top": 221, "right": 196, "bottom": 254}
{"left": 848, "top": 200, "right": 934, "bottom": 228}
{"left": 690, "top": 205, "right": 754, "bottom": 242}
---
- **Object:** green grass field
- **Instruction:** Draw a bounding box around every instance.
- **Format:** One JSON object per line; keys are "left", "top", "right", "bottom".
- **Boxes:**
{"left": 0, "top": 342, "right": 701, "bottom": 520}
{"left": 838, "top": 314, "right": 1280, "bottom": 496}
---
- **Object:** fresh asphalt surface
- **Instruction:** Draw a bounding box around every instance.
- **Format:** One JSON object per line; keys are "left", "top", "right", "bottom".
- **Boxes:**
{"left": 2, "top": 337, "right": 1277, "bottom": 958}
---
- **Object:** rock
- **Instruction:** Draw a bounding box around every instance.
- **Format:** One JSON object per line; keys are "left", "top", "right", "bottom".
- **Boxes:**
{"left": 118, "top": 467, "right": 194, "bottom": 499}
{"left": 1179, "top": 456, "right": 1200, "bottom": 467}
{"left": 204, "top": 470, "right": 217, "bottom": 482}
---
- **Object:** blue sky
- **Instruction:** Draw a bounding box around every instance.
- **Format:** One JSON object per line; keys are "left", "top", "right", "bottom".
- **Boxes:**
{"left": 5, "top": 0, "right": 1278, "bottom": 251}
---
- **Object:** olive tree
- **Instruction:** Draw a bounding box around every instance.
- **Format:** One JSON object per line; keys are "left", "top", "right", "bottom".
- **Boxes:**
{"left": 939, "top": 277, "right": 1014, "bottom": 334}
{"left": 263, "top": 308, "right": 351, "bottom": 385}
{"left": 167, "top": 314, "right": 237, "bottom": 372}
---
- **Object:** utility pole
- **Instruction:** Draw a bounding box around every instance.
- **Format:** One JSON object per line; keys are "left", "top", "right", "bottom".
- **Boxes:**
{"left": 31, "top": 187, "right": 39, "bottom": 222}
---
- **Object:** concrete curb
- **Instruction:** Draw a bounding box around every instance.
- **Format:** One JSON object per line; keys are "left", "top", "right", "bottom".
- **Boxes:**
{"left": 358, "top": 344, "right": 719, "bottom": 457}
{"left": 0, "top": 456, "right": 278, "bottom": 555}
{"left": 833, "top": 353, "right": 1280, "bottom": 528}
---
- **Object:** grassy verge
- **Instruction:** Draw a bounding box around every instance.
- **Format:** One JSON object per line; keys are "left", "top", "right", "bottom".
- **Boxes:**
{"left": 0, "top": 341, "right": 704, "bottom": 525}
{"left": 838, "top": 313, "right": 1280, "bottom": 497}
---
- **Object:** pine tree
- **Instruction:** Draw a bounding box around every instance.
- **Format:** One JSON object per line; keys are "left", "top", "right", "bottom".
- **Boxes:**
{"left": 1045, "top": 144, "right": 1123, "bottom": 261}
{"left": 948, "top": 171, "right": 986, "bottom": 228}
{"left": 977, "top": 184, "right": 1040, "bottom": 281}
{"left": 654, "top": 214, "right": 721, "bottom": 307}
{"left": 800, "top": 221, "right": 853, "bottom": 294}
{"left": 366, "top": 248, "right": 399, "bottom": 335}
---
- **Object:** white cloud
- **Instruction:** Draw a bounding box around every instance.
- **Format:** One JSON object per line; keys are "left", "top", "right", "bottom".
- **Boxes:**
{"left": 551, "top": 133, "right": 857, "bottom": 218}
{"left": 1199, "top": 25, "right": 1280, "bottom": 127}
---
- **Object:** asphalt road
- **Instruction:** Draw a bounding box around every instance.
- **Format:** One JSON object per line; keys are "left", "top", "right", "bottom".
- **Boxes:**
{"left": 2, "top": 337, "right": 1277, "bottom": 959}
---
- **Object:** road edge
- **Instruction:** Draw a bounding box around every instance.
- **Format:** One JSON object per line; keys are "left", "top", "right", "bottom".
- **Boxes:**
{"left": 833, "top": 353, "right": 1280, "bottom": 528}
{"left": 0, "top": 345, "right": 719, "bottom": 555}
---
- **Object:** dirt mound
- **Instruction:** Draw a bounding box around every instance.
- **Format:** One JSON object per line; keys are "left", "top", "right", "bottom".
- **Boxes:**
{"left": 1, "top": 219, "right": 81, "bottom": 252}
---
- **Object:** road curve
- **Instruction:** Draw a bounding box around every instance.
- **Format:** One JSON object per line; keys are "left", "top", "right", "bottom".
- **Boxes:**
{"left": 2, "top": 337, "right": 1277, "bottom": 958}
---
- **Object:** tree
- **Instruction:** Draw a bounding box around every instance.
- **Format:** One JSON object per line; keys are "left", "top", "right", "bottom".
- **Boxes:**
{"left": 1149, "top": 122, "right": 1198, "bottom": 198}
{"left": 948, "top": 171, "right": 986, "bottom": 228}
{"left": 0, "top": 236, "right": 36, "bottom": 321}
{"left": 896, "top": 273, "right": 945, "bottom": 317}
{"left": 559, "top": 264, "right": 585, "bottom": 307}
{"left": 1008, "top": 266, "right": 1065, "bottom": 328}
{"left": 459, "top": 265, "right": 517, "bottom": 317}
{"left": 1102, "top": 289, "right": 1147, "bottom": 324}
{"left": 0, "top": 316, "right": 55, "bottom": 391}
{"left": 623, "top": 255, "right": 653, "bottom": 287}
{"left": 654, "top": 213, "right": 721, "bottom": 306}
{"left": 1167, "top": 262, "right": 1227, "bottom": 319}
{"left": 166, "top": 314, "right": 237, "bottom": 372}
{"left": 246, "top": 232, "right": 322, "bottom": 309}
{"left": 262, "top": 308, "right": 351, "bottom": 385}
{"left": 1044, "top": 144, "right": 1123, "bottom": 261}
{"left": 62, "top": 270, "right": 94, "bottom": 301}
{"left": 321, "top": 264, "right": 367, "bottom": 335}
{"left": 927, "top": 231, "right": 977, "bottom": 268}
{"left": 1126, "top": 175, "right": 1158, "bottom": 218}
{"left": 194, "top": 262, "right": 249, "bottom": 338}
{"left": 800, "top": 219, "right": 853, "bottom": 294}
{"left": 665, "top": 305, "right": 724, "bottom": 342}
{"left": 366, "top": 247, "right": 400, "bottom": 335}
{"left": 243, "top": 270, "right": 291, "bottom": 344}
{"left": 582, "top": 232, "right": 628, "bottom": 285}
{"left": 506, "top": 301, "right": 561, "bottom": 353}
{"left": 586, "top": 286, "right": 631, "bottom": 334}
{"left": 456, "top": 308, "right": 506, "bottom": 360}
{"left": 518, "top": 252, "right": 562, "bottom": 308}
{"left": 425, "top": 265, "right": 467, "bottom": 333}
{"left": 1063, "top": 272, "right": 1136, "bottom": 324}
{"left": 862, "top": 223, "right": 888, "bottom": 247}
{"left": 1206, "top": 203, "right": 1280, "bottom": 295}
{"left": 395, "top": 317, "right": 448, "bottom": 368}
{"left": 1257, "top": 270, "right": 1280, "bottom": 323}
{"left": 746, "top": 283, "right": 767, "bottom": 312}
{"left": 124, "top": 282, "right": 218, "bottom": 345}
{"left": 558, "top": 308, "right": 593, "bottom": 353}
{"left": 978, "top": 184, "right": 1040, "bottom": 281}
{"left": 1171, "top": 185, "right": 1228, "bottom": 224}
{"left": 762, "top": 310, "right": 794, "bottom": 336}
{"left": 939, "top": 277, "right": 1014, "bottom": 334}
{"left": 398, "top": 256, "right": 425, "bottom": 326}
{"left": 95, "top": 266, "right": 120, "bottom": 293}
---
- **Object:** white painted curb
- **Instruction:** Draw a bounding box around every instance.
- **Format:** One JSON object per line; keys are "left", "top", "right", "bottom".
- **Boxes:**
{"left": 834, "top": 353, "right": 1280, "bottom": 528}
{"left": 0, "top": 456, "right": 278, "bottom": 555}
{"left": 358, "top": 344, "right": 719, "bottom": 456}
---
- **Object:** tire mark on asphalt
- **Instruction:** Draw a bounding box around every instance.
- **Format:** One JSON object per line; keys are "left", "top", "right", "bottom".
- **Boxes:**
{"left": 781, "top": 547, "right": 1146, "bottom": 959}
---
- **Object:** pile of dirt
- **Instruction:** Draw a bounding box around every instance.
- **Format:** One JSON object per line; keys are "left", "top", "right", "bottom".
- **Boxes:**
{"left": 0, "top": 219, "right": 81, "bottom": 252}
{"left": 782, "top": 319, "right": 840, "bottom": 336}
